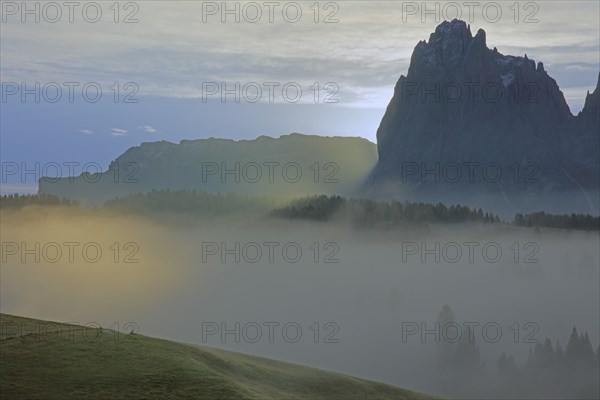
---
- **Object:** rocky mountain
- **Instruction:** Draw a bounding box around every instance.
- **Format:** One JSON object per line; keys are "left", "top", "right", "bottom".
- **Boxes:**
{"left": 39, "top": 133, "right": 377, "bottom": 204}
{"left": 368, "top": 19, "right": 599, "bottom": 214}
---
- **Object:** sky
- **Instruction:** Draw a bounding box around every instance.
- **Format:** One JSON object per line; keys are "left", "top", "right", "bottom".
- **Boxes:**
{"left": 1, "top": 0, "right": 599, "bottom": 193}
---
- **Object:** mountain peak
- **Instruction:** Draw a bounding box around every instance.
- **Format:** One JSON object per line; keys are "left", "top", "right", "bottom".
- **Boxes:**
{"left": 430, "top": 19, "right": 472, "bottom": 41}
{"left": 427, "top": 19, "right": 475, "bottom": 53}
{"left": 371, "top": 20, "right": 599, "bottom": 206}
{"left": 410, "top": 20, "right": 478, "bottom": 74}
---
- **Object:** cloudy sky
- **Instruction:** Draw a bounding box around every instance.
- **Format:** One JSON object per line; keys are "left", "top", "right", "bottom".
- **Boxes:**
{"left": 1, "top": 1, "right": 599, "bottom": 192}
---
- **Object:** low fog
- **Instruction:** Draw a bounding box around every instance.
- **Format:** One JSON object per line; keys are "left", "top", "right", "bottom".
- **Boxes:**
{"left": 1, "top": 205, "right": 598, "bottom": 398}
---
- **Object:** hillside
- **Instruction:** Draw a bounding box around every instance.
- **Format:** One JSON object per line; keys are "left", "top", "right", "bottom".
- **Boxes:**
{"left": 0, "top": 313, "right": 437, "bottom": 400}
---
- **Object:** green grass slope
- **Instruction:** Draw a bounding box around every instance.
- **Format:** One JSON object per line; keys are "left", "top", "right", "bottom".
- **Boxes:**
{"left": 0, "top": 313, "right": 437, "bottom": 400}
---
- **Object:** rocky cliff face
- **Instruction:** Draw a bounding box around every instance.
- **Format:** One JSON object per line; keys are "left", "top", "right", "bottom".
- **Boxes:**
{"left": 370, "top": 19, "right": 599, "bottom": 212}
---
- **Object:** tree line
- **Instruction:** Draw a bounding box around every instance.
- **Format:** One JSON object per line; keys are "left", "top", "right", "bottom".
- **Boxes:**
{"left": 0, "top": 194, "right": 77, "bottom": 208}
{"left": 513, "top": 211, "right": 599, "bottom": 231}
{"left": 2, "top": 193, "right": 598, "bottom": 231}
{"left": 433, "top": 305, "right": 599, "bottom": 399}
{"left": 271, "top": 195, "right": 501, "bottom": 226}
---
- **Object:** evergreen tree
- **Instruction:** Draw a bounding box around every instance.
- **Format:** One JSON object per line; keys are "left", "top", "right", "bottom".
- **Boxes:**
{"left": 436, "top": 305, "right": 456, "bottom": 369}
{"left": 565, "top": 327, "right": 596, "bottom": 368}
{"left": 555, "top": 340, "right": 564, "bottom": 366}
{"left": 454, "top": 325, "right": 480, "bottom": 370}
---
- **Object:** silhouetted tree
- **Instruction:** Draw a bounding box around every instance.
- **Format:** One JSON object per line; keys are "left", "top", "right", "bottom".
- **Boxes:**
{"left": 454, "top": 325, "right": 481, "bottom": 371}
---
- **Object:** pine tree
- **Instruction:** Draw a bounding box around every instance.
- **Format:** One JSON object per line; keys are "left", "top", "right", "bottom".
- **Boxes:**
{"left": 436, "top": 305, "right": 456, "bottom": 369}
{"left": 565, "top": 326, "right": 580, "bottom": 367}
{"left": 454, "top": 325, "right": 480, "bottom": 370}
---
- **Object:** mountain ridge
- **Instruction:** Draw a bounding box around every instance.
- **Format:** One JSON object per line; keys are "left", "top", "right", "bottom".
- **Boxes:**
{"left": 39, "top": 133, "right": 378, "bottom": 204}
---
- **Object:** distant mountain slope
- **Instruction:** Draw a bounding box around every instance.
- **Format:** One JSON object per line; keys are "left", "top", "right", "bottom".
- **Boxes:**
{"left": 39, "top": 134, "right": 377, "bottom": 205}
{"left": 368, "top": 19, "right": 599, "bottom": 214}
{"left": 0, "top": 313, "right": 437, "bottom": 400}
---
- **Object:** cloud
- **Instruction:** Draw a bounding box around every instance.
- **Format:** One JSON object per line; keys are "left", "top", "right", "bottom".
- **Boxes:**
{"left": 565, "top": 64, "right": 597, "bottom": 72}
{"left": 1, "top": 1, "right": 597, "bottom": 110}
{"left": 79, "top": 129, "right": 94, "bottom": 136}
{"left": 138, "top": 125, "right": 158, "bottom": 134}
{"left": 111, "top": 128, "right": 128, "bottom": 137}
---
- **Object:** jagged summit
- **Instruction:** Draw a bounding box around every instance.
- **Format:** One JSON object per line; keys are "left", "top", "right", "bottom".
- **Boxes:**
{"left": 428, "top": 18, "right": 473, "bottom": 45}
{"left": 407, "top": 19, "right": 549, "bottom": 87}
